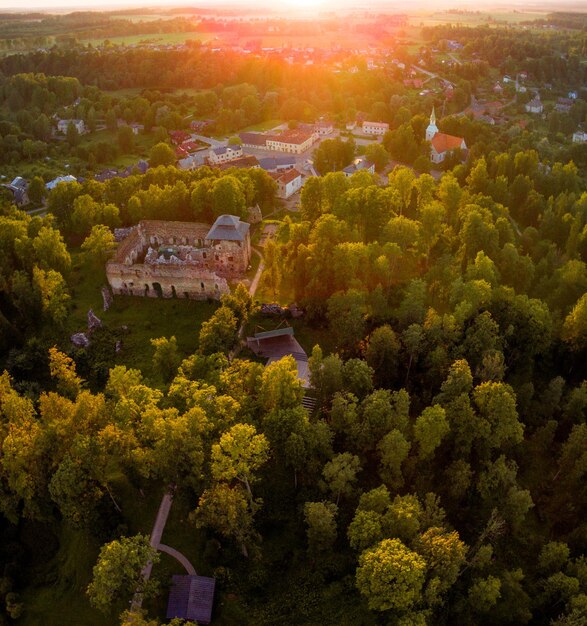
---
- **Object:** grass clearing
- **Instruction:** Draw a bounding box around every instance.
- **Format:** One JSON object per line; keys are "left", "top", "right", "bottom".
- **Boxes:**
{"left": 65, "top": 253, "right": 218, "bottom": 375}
{"left": 240, "top": 119, "right": 283, "bottom": 133}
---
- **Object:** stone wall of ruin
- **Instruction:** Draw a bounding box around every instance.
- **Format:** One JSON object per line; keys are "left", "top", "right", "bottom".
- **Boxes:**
{"left": 106, "top": 220, "right": 250, "bottom": 300}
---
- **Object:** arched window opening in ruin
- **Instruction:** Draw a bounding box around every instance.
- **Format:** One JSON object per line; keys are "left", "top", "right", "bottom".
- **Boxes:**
{"left": 144, "top": 284, "right": 150, "bottom": 295}
{"left": 200, "top": 282, "right": 205, "bottom": 290}
{"left": 184, "top": 292, "right": 189, "bottom": 299}
{"left": 171, "top": 286, "right": 177, "bottom": 298}
{"left": 152, "top": 282, "right": 163, "bottom": 298}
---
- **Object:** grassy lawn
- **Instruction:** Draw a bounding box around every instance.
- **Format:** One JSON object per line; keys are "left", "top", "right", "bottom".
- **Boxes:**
{"left": 20, "top": 525, "right": 116, "bottom": 626}
{"left": 65, "top": 253, "right": 218, "bottom": 376}
{"left": 78, "top": 128, "right": 156, "bottom": 170}
{"left": 239, "top": 119, "right": 283, "bottom": 133}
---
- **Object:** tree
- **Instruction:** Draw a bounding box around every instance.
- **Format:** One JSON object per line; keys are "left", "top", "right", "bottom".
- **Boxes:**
{"left": 118, "top": 125, "right": 134, "bottom": 152}
{"left": 28, "top": 176, "right": 45, "bottom": 205}
{"left": 259, "top": 355, "right": 304, "bottom": 411}
{"left": 81, "top": 225, "right": 117, "bottom": 265}
{"left": 414, "top": 526, "right": 467, "bottom": 591}
{"left": 259, "top": 240, "right": 281, "bottom": 301}
{"left": 87, "top": 535, "right": 159, "bottom": 614}
{"left": 365, "top": 325, "right": 400, "bottom": 388}
{"left": 198, "top": 306, "right": 238, "bottom": 355}
{"left": 150, "top": 336, "right": 180, "bottom": 383}
{"left": 33, "top": 226, "right": 71, "bottom": 274}
{"left": 32, "top": 267, "right": 70, "bottom": 325}
{"left": 348, "top": 509, "right": 384, "bottom": 552}
{"left": 326, "top": 289, "right": 366, "bottom": 353}
{"left": 49, "top": 455, "right": 104, "bottom": 528}
{"left": 66, "top": 121, "right": 80, "bottom": 147}
{"left": 212, "top": 176, "right": 246, "bottom": 219}
{"left": 304, "top": 501, "right": 338, "bottom": 553}
{"left": 562, "top": 293, "right": 587, "bottom": 351}
{"left": 192, "top": 483, "right": 256, "bottom": 557}
{"left": 322, "top": 452, "right": 361, "bottom": 504}
{"left": 211, "top": 423, "right": 269, "bottom": 501}
{"left": 468, "top": 576, "right": 502, "bottom": 613}
{"left": 149, "top": 142, "right": 175, "bottom": 167}
{"left": 49, "top": 346, "right": 82, "bottom": 398}
{"left": 356, "top": 538, "right": 426, "bottom": 612}
{"left": 414, "top": 405, "right": 449, "bottom": 459}
{"left": 365, "top": 143, "right": 390, "bottom": 172}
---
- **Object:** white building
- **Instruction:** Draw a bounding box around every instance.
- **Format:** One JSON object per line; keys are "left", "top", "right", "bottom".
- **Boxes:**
{"left": 208, "top": 145, "right": 243, "bottom": 165}
{"left": 272, "top": 168, "right": 303, "bottom": 199}
{"left": 362, "top": 121, "right": 389, "bottom": 136}
{"left": 573, "top": 131, "right": 587, "bottom": 144}
{"left": 57, "top": 119, "right": 86, "bottom": 134}
{"left": 46, "top": 175, "right": 77, "bottom": 191}
{"left": 315, "top": 121, "right": 334, "bottom": 136}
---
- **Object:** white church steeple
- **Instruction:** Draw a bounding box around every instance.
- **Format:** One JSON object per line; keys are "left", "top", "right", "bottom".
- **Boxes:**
{"left": 426, "top": 106, "right": 439, "bottom": 141}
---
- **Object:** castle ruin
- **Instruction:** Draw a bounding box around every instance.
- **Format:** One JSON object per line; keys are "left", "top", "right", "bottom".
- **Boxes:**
{"left": 106, "top": 215, "right": 251, "bottom": 300}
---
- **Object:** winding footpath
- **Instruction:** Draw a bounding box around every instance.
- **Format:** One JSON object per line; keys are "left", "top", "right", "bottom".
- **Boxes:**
{"left": 129, "top": 489, "right": 196, "bottom": 614}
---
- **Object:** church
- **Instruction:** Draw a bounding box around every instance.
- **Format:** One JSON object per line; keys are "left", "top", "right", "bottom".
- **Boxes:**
{"left": 426, "top": 108, "right": 467, "bottom": 164}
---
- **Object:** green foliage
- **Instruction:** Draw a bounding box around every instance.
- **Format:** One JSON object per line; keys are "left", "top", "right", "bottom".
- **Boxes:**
{"left": 87, "top": 535, "right": 158, "bottom": 614}
{"left": 304, "top": 501, "right": 338, "bottom": 553}
{"left": 356, "top": 538, "right": 426, "bottom": 612}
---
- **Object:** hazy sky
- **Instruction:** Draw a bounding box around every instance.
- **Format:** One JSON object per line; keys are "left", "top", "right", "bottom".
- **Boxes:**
{"left": 0, "top": 0, "right": 571, "bottom": 10}
{"left": 0, "top": 0, "right": 579, "bottom": 12}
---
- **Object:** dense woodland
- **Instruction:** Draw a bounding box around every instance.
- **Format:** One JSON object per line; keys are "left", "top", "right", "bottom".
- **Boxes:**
{"left": 0, "top": 13, "right": 586, "bottom": 626}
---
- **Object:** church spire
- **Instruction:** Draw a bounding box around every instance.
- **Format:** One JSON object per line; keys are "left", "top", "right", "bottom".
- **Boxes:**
{"left": 426, "top": 106, "right": 439, "bottom": 142}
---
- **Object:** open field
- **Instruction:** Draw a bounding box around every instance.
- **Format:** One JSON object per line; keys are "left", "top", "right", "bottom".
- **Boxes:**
{"left": 410, "top": 10, "right": 548, "bottom": 27}
{"left": 81, "top": 31, "right": 209, "bottom": 47}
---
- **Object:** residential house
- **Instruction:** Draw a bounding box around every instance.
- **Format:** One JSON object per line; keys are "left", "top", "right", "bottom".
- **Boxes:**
{"left": 271, "top": 168, "right": 303, "bottom": 199}
{"left": 568, "top": 91, "right": 578, "bottom": 100}
{"left": 425, "top": 107, "right": 466, "bottom": 164}
{"left": 342, "top": 158, "right": 375, "bottom": 177}
{"left": 46, "top": 175, "right": 77, "bottom": 190}
{"left": 555, "top": 97, "right": 573, "bottom": 113}
{"left": 315, "top": 121, "right": 334, "bottom": 135}
{"left": 525, "top": 96, "right": 543, "bottom": 114}
{"left": 572, "top": 130, "right": 587, "bottom": 144}
{"left": 208, "top": 145, "right": 243, "bottom": 165}
{"left": 362, "top": 121, "right": 389, "bottom": 136}
{"left": 493, "top": 82, "right": 504, "bottom": 94}
{"left": 1, "top": 176, "right": 29, "bottom": 206}
{"left": 57, "top": 119, "right": 86, "bottom": 134}
{"left": 169, "top": 130, "right": 191, "bottom": 145}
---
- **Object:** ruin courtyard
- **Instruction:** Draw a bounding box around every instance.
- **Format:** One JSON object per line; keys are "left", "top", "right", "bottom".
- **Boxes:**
{"left": 106, "top": 215, "right": 251, "bottom": 300}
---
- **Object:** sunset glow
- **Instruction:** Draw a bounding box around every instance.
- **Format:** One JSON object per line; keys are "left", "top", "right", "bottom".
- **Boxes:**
{"left": 0, "top": 2, "right": 586, "bottom": 625}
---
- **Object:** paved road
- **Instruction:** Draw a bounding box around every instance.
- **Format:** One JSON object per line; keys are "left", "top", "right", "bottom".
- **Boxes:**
{"left": 190, "top": 133, "right": 225, "bottom": 148}
{"left": 411, "top": 64, "right": 455, "bottom": 87}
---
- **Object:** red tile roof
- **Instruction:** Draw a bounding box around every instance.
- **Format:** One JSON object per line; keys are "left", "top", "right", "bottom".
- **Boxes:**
{"left": 278, "top": 168, "right": 302, "bottom": 184}
{"left": 431, "top": 132, "right": 465, "bottom": 154}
